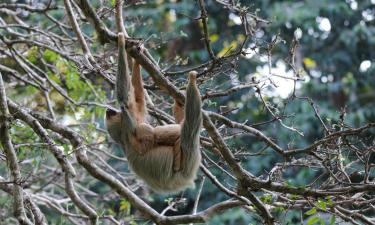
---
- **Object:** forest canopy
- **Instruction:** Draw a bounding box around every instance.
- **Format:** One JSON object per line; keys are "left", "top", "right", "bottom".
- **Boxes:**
{"left": 0, "top": 0, "right": 374, "bottom": 224}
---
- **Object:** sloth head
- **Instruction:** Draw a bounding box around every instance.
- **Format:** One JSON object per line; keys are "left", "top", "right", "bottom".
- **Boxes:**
{"left": 105, "top": 108, "right": 122, "bottom": 144}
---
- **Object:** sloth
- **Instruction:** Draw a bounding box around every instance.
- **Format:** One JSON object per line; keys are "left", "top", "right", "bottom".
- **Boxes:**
{"left": 105, "top": 33, "right": 202, "bottom": 193}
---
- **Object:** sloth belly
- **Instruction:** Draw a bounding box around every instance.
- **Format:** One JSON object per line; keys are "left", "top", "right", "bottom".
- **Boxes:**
{"left": 126, "top": 145, "right": 196, "bottom": 193}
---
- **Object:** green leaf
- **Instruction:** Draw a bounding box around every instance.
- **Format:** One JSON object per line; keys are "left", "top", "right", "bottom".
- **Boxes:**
{"left": 273, "top": 206, "right": 285, "bottom": 213}
{"left": 261, "top": 194, "right": 273, "bottom": 204}
{"left": 119, "top": 200, "right": 131, "bottom": 215}
{"left": 326, "top": 197, "right": 334, "bottom": 207}
{"left": 209, "top": 34, "right": 219, "bottom": 43}
{"left": 43, "top": 49, "right": 60, "bottom": 62}
{"left": 305, "top": 207, "right": 317, "bottom": 216}
{"left": 164, "top": 197, "right": 173, "bottom": 204}
{"left": 106, "top": 208, "right": 115, "bottom": 216}
{"left": 307, "top": 216, "right": 320, "bottom": 225}
{"left": 329, "top": 216, "right": 336, "bottom": 225}
{"left": 317, "top": 199, "right": 327, "bottom": 210}
{"left": 27, "top": 46, "right": 39, "bottom": 63}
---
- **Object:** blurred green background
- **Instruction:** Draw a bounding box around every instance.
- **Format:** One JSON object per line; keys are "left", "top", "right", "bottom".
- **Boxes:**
{"left": 0, "top": 0, "right": 374, "bottom": 224}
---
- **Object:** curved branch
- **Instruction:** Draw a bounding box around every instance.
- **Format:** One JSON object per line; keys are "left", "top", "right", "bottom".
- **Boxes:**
{"left": 6, "top": 100, "right": 246, "bottom": 225}
{"left": 0, "top": 73, "right": 32, "bottom": 225}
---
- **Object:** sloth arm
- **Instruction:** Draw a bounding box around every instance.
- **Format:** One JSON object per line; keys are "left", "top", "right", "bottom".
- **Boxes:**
{"left": 154, "top": 124, "right": 181, "bottom": 146}
{"left": 132, "top": 124, "right": 180, "bottom": 153}
{"left": 154, "top": 124, "right": 182, "bottom": 171}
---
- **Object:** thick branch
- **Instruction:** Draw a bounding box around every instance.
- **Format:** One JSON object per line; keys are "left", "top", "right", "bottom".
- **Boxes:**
{"left": 7, "top": 100, "right": 98, "bottom": 224}
{"left": 7, "top": 100, "right": 245, "bottom": 225}
{"left": 0, "top": 73, "right": 32, "bottom": 225}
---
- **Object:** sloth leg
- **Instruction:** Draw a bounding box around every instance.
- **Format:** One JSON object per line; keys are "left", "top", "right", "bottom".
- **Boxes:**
{"left": 117, "top": 33, "right": 137, "bottom": 144}
{"left": 133, "top": 123, "right": 155, "bottom": 154}
{"left": 173, "top": 72, "right": 202, "bottom": 172}
{"left": 131, "top": 61, "right": 147, "bottom": 123}
{"left": 173, "top": 138, "right": 182, "bottom": 171}
{"left": 171, "top": 99, "right": 184, "bottom": 172}
{"left": 173, "top": 100, "right": 184, "bottom": 124}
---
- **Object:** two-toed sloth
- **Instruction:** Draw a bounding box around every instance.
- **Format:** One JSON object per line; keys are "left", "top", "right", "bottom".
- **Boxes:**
{"left": 105, "top": 33, "right": 202, "bottom": 193}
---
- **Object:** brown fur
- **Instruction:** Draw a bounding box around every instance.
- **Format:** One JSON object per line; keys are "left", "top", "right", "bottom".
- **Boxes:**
{"left": 105, "top": 33, "right": 202, "bottom": 193}
{"left": 173, "top": 101, "right": 184, "bottom": 124}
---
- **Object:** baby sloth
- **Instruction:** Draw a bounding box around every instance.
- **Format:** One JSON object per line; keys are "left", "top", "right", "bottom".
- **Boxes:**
{"left": 106, "top": 33, "right": 202, "bottom": 193}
